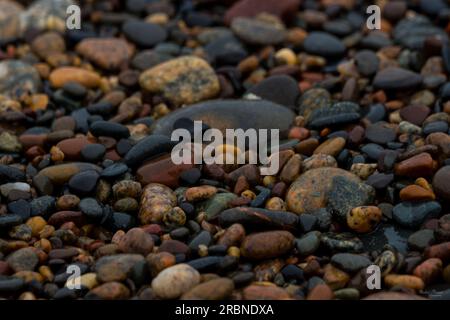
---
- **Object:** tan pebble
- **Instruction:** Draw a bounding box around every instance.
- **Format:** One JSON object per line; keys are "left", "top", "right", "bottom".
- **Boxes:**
{"left": 347, "top": 206, "right": 382, "bottom": 233}
{"left": 265, "top": 197, "right": 286, "bottom": 211}
{"left": 185, "top": 185, "right": 217, "bottom": 202}
{"left": 384, "top": 274, "right": 424, "bottom": 291}
{"left": 49, "top": 67, "right": 101, "bottom": 88}
{"left": 26, "top": 217, "right": 47, "bottom": 237}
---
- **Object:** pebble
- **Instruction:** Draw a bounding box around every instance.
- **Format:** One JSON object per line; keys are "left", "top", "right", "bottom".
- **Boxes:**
{"left": 408, "top": 229, "right": 435, "bottom": 251}
{"left": 286, "top": 167, "right": 361, "bottom": 214}
{"left": 118, "top": 228, "right": 154, "bottom": 256}
{"left": 0, "top": 60, "right": 42, "bottom": 98}
{"left": 76, "top": 38, "right": 133, "bottom": 71}
{"left": 240, "top": 230, "right": 294, "bottom": 260}
{"left": 373, "top": 67, "right": 423, "bottom": 90}
{"left": 152, "top": 99, "right": 295, "bottom": 137}
{"left": 219, "top": 207, "right": 298, "bottom": 231}
{"left": 432, "top": 166, "right": 450, "bottom": 201}
{"left": 247, "top": 75, "right": 300, "bottom": 108}
{"left": 81, "top": 144, "right": 106, "bottom": 163}
{"left": 392, "top": 201, "right": 441, "bottom": 228}
{"left": 139, "top": 56, "right": 220, "bottom": 106}
{"left": 124, "top": 135, "right": 173, "bottom": 168}
{"left": 6, "top": 248, "right": 39, "bottom": 273}
{"left": 395, "top": 153, "right": 434, "bottom": 177}
{"left": 303, "top": 32, "right": 346, "bottom": 58}
{"left": 151, "top": 264, "right": 200, "bottom": 299}
{"left": 49, "top": 67, "right": 101, "bottom": 88}
{"left": 181, "top": 278, "right": 234, "bottom": 300}
{"left": 295, "top": 232, "right": 320, "bottom": 256}
{"left": 307, "top": 102, "right": 361, "bottom": 129}
{"left": 86, "top": 282, "right": 130, "bottom": 300}
{"left": 347, "top": 206, "right": 382, "bottom": 233}
{"left": 231, "top": 17, "right": 286, "bottom": 45}
{"left": 384, "top": 274, "right": 424, "bottom": 291}
{"left": 225, "top": 0, "right": 299, "bottom": 24}
{"left": 139, "top": 183, "right": 177, "bottom": 224}
{"left": 0, "top": 0, "right": 23, "bottom": 42}
{"left": 68, "top": 170, "right": 100, "bottom": 196}
{"left": 122, "top": 20, "right": 167, "bottom": 48}
{"left": 90, "top": 121, "right": 130, "bottom": 140}
{"left": 330, "top": 253, "right": 371, "bottom": 273}
{"left": 95, "top": 254, "right": 144, "bottom": 283}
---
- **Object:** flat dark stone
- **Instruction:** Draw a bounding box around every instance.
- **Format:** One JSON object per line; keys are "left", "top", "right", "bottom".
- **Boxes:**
{"left": 151, "top": 99, "right": 295, "bottom": 138}
{"left": 303, "top": 32, "right": 346, "bottom": 57}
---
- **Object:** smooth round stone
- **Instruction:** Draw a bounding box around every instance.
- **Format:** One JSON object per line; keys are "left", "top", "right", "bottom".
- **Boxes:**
{"left": 0, "top": 214, "right": 22, "bottom": 229}
{"left": 354, "top": 50, "right": 379, "bottom": 77}
{"left": 423, "top": 121, "right": 448, "bottom": 135}
{"left": 8, "top": 199, "right": 31, "bottom": 220}
{"left": 76, "top": 38, "right": 133, "bottom": 71}
{"left": 393, "top": 15, "right": 448, "bottom": 50}
{"left": 363, "top": 106, "right": 385, "bottom": 126}
{"left": 0, "top": 60, "right": 42, "bottom": 98}
{"left": 62, "top": 82, "right": 87, "bottom": 100}
{"left": 30, "top": 196, "right": 55, "bottom": 217}
{"left": 393, "top": 201, "right": 441, "bottom": 229}
{"left": 0, "top": 164, "right": 26, "bottom": 184}
{"left": 241, "top": 230, "right": 295, "bottom": 260}
{"left": 408, "top": 229, "right": 435, "bottom": 251}
{"left": 181, "top": 277, "right": 234, "bottom": 300}
{"left": 124, "top": 135, "right": 173, "bottom": 168}
{"left": 204, "top": 34, "right": 248, "bottom": 66}
{"left": 122, "top": 20, "right": 167, "bottom": 48}
{"left": 31, "top": 31, "right": 66, "bottom": 59}
{"left": 0, "top": 277, "right": 25, "bottom": 292}
{"left": 365, "top": 123, "right": 396, "bottom": 145}
{"left": 188, "top": 230, "right": 212, "bottom": 252}
{"left": 100, "top": 163, "right": 129, "bottom": 178}
{"left": 224, "top": 0, "right": 300, "bottom": 25}
{"left": 95, "top": 254, "right": 144, "bottom": 283}
{"left": 373, "top": 67, "right": 423, "bottom": 90}
{"left": 81, "top": 144, "right": 106, "bottom": 163}
{"left": 139, "top": 56, "right": 220, "bottom": 106}
{"left": 152, "top": 99, "right": 295, "bottom": 137}
{"left": 0, "top": 0, "right": 23, "bottom": 42}
{"left": 297, "top": 88, "right": 331, "bottom": 120}
{"left": 50, "top": 67, "right": 101, "bottom": 89}
{"left": 399, "top": 105, "right": 430, "bottom": 126}
{"left": 307, "top": 102, "right": 361, "bottom": 129}
{"left": 286, "top": 167, "right": 361, "bottom": 214}
{"left": 295, "top": 231, "right": 320, "bottom": 256}
{"left": 79, "top": 198, "right": 103, "bottom": 220}
{"left": 323, "top": 19, "right": 353, "bottom": 37}
{"left": 90, "top": 121, "right": 130, "bottom": 139}
{"left": 246, "top": 75, "right": 300, "bottom": 108}
{"left": 86, "top": 102, "right": 113, "bottom": 115}
{"left": 433, "top": 166, "right": 450, "bottom": 201}
{"left": 331, "top": 253, "right": 372, "bottom": 273}
{"left": 68, "top": 170, "right": 100, "bottom": 195}
{"left": 366, "top": 173, "right": 394, "bottom": 189}
{"left": 131, "top": 50, "right": 172, "bottom": 71}
{"left": 303, "top": 32, "right": 346, "bottom": 58}
{"left": 151, "top": 264, "right": 200, "bottom": 299}
{"left": 231, "top": 17, "right": 286, "bottom": 45}
{"left": 361, "top": 143, "right": 385, "bottom": 160}
{"left": 6, "top": 247, "right": 39, "bottom": 273}
{"left": 104, "top": 212, "right": 136, "bottom": 231}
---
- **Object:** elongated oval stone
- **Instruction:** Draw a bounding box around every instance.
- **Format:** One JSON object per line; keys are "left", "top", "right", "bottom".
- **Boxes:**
{"left": 151, "top": 99, "right": 295, "bottom": 137}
